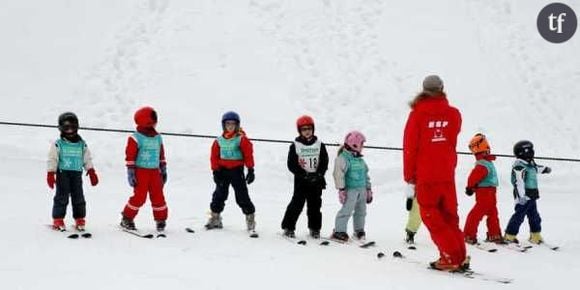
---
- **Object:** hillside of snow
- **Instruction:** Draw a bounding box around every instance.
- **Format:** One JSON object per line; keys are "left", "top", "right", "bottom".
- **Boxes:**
{"left": 1, "top": 1, "right": 579, "bottom": 289}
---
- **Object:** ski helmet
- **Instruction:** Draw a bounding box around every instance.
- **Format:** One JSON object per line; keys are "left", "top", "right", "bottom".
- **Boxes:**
{"left": 134, "top": 106, "right": 158, "bottom": 128}
{"left": 344, "top": 130, "right": 366, "bottom": 153}
{"left": 296, "top": 115, "right": 315, "bottom": 133}
{"left": 58, "top": 112, "right": 79, "bottom": 134}
{"left": 221, "top": 111, "right": 240, "bottom": 130}
{"left": 468, "top": 133, "right": 490, "bottom": 155}
{"left": 513, "top": 140, "right": 534, "bottom": 161}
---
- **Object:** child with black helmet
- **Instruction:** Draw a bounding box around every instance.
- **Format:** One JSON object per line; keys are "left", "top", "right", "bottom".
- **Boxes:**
{"left": 504, "top": 140, "right": 552, "bottom": 244}
{"left": 47, "top": 112, "right": 99, "bottom": 232}
{"left": 205, "top": 111, "right": 258, "bottom": 237}
{"left": 281, "top": 115, "right": 329, "bottom": 239}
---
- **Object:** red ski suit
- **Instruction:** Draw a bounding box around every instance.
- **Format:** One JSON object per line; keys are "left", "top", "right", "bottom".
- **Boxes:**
{"left": 403, "top": 94, "right": 465, "bottom": 265}
{"left": 122, "top": 127, "right": 168, "bottom": 221}
{"left": 463, "top": 154, "right": 502, "bottom": 240}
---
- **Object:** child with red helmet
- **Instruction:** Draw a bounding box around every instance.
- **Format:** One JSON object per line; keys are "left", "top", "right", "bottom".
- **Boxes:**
{"left": 281, "top": 115, "right": 329, "bottom": 239}
{"left": 120, "top": 106, "right": 168, "bottom": 233}
{"left": 47, "top": 112, "right": 99, "bottom": 232}
{"left": 331, "top": 131, "right": 372, "bottom": 242}
{"left": 205, "top": 111, "right": 257, "bottom": 236}
{"left": 463, "top": 133, "right": 504, "bottom": 245}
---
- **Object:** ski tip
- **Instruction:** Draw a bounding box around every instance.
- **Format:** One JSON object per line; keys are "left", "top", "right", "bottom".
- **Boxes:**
{"left": 67, "top": 234, "right": 79, "bottom": 239}
{"left": 297, "top": 240, "right": 307, "bottom": 245}
{"left": 407, "top": 245, "right": 417, "bottom": 250}
{"left": 392, "top": 251, "right": 403, "bottom": 258}
{"left": 320, "top": 241, "right": 330, "bottom": 246}
{"left": 185, "top": 227, "right": 195, "bottom": 233}
{"left": 377, "top": 252, "right": 385, "bottom": 259}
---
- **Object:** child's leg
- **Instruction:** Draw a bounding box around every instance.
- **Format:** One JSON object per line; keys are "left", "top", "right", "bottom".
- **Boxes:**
{"left": 209, "top": 170, "right": 232, "bottom": 214}
{"left": 52, "top": 171, "right": 71, "bottom": 219}
{"left": 405, "top": 198, "right": 422, "bottom": 233}
{"left": 485, "top": 193, "right": 502, "bottom": 239}
{"left": 305, "top": 187, "right": 322, "bottom": 232}
{"left": 334, "top": 189, "right": 357, "bottom": 233}
{"left": 352, "top": 188, "right": 367, "bottom": 232}
{"left": 122, "top": 168, "right": 150, "bottom": 219}
{"left": 505, "top": 202, "right": 530, "bottom": 236}
{"left": 69, "top": 171, "right": 86, "bottom": 220}
{"left": 463, "top": 197, "right": 487, "bottom": 240}
{"left": 526, "top": 199, "right": 542, "bottom": 233}
{"left": 149, "top": 170, "right": 168, "bottom": 221}
{"left": 230, "top": 167, "right": 255, "bottom": 215}
{"left": 281, "top": 187, "right": 306, "bottom": 231}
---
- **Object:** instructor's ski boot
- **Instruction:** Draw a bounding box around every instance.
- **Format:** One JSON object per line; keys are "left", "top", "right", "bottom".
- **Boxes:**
{"left": 205, "top": 212, "right": 223, "bottom": 230}
{"left": 120, "top": 216, "right": 136, "bottom": 231}
{"left": 529, "top": 232, "right": 544, "bottom": 245}
{"left": 283, "top": 229, "right": 296, "bottom": 238}
{"left": 156, "top": 220, "right": 166, "bottom": 232}
{"left": 52, "top": 218, "right": 65, "bottom": 231}
{"left": 74, "top": 218, "right": 86, "bottom": 231}
{"left": 246, "top": 213, "right": 256, "bottom": 231}
{"left": 429, "top": 256, "right": 462, "bottom": 272}
{"left": 405, "top": 229, "right": 415, "bottom": 245}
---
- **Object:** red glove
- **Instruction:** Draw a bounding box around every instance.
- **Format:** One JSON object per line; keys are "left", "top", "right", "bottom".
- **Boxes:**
{"left": 86, "top": 168, "right": 99, "bottom": 186}
{"left": 47, "top": 172, "right": 56, "bottom": 189}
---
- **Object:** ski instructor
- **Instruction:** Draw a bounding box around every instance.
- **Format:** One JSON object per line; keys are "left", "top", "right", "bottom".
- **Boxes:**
{"left": 402, "top": 75, "right": 468, "bottom": 271}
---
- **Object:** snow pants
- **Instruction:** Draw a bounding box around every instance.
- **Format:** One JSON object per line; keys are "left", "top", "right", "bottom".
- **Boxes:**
{"left": 334, "top": 188, "right": 367, "bottom": 233}
{"left": 505, "top": 199, "right": 541, "bottom": 235}
{"left": 463, "top": 188, "right": 502, "bottom": 240}
{"left": 210, "top": 167, "right": 255, "bottom": 215}
{"left": 405, "top": 197, "right": 422, "bottom": 233}
{"left": 122, "top": 168, "right": 168, "bottom": 221}
{"left": 416, "top": 182, "right": 466, "bottom": 265}
{"left": 281, "top": 183, "right": 322, "bottom": 231}
{"left": 53, "top": 170, "right": 85, "bottom": 219}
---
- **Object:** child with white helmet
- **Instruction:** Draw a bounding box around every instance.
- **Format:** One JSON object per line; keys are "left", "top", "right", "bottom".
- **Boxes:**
{"left": 331, "top": 131, "right": 372, "bottom": 242}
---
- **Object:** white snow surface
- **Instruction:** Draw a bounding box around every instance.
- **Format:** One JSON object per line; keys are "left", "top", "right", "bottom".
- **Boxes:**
{"left": 1, "top": 1, "right": 579, "bottom": 289}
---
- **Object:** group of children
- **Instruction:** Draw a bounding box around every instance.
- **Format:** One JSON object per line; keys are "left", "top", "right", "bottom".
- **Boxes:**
{"left": 403, "top": 133, "right": 552, "bottom": 248}
{"left": 46, "top": 105, "right": 552, "bottom": 254}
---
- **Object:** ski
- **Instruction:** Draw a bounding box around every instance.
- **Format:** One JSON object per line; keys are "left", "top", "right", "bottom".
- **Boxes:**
{"left": 248, "top": 230, "right": 259, "bottom": 238}
{"left": 46, "top": 224, "right": 80, "bottom": 239}
{"left": 354, "top": 240, "right": 376, "bottom": 248}
{"left": 121, "top": 228, "right": 154, "bottom": 239}
{"left": 496, "top": 242, "right": 530, "bottom": 253}
{"left": 321, "top": 237, "right": 375, "bottom": 248}
{"left": 279, "top": 233, "right": 307, "bottom": 245}
{"left": 67, "top": 233, "right": 80, "bottom": 239}
{"left": 470, "top": 242, "right": 498, "bottom": 253}
{"left": 185, "top": 227, "right": 195, "bottom": 233}
{"left": 388, "top": 250, "right": 513, "bottom": 284}
{"left": 156, "top": 232, "right": 167, "bottom": 238}
{"left": 524, "top": 241, "right": 560, "bottom": 251}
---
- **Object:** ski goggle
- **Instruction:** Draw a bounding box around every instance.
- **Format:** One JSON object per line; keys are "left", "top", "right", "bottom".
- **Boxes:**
{"left": 60, "top": 122, "right": 78, "bottom": 133}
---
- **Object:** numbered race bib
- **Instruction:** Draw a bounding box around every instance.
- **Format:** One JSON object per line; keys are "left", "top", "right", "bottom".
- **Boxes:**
{"left": 294, "top": 140, "right": 322, "bottom": 173}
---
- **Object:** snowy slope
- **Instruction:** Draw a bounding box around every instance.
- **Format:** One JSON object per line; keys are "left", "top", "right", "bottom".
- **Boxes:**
{"left": 1, "top": 0, "right": 579, "bottom": 289}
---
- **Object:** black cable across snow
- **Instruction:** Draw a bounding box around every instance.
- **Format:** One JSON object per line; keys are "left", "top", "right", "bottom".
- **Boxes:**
{"left": 1, "top": 121, "right": 578, "bottom": 162}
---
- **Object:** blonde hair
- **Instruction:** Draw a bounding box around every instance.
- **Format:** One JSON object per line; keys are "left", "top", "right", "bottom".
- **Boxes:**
{"left": 408, "top": 91, "right": 446, "bottom": 109}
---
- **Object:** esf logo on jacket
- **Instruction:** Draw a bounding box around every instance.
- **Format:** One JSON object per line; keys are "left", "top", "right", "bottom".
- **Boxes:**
{"left": 428, "top": 120, "right": 449, "bottom": 143}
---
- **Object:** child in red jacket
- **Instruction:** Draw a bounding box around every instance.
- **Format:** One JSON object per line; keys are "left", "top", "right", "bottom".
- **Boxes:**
{"left": 463, "top": 133, "right": 503, "bottom": 244}
{"left": 120, "top": 106, "right": 168, "bottom": 233}
{"left": 205, "top": 111, "right": 257, "bottom": 236}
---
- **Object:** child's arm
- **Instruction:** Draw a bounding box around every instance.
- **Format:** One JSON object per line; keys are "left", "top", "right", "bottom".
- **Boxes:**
{"left": 240, "top": 136, "right": 255, "bottom": 169}
{"left": 333, "top": 155, "right": 348, "bottom": 190}
{"left": 287, "top": 143, "right": 306, "bottom": 176}
{"left": 535, "top": 164, "right": 551, "bottom": 174}
{"left": 210, "top": 140, "right": 221, "bottom": 171}
{"left": 466, "top": 164, "right": 488, "bottom": 188}
{"left": 47, "top": 141, "right": 59, "bottom": 172}
{"left": 513, "top": 165, "right": 528, "bottom": 202}
{"left": 83, "top": 143, "right": 95, "bottom": 171}
{"left": 365, "top": 162, "right": 372, "bottom": 189}
{"left": 159, "top": 142, "right": 167, "bottom": 167}
{"left": 125, "top": 136, "right": 138, "bottom": 168}
{"left": 317, "top": 143, "right": 329, "bottom": 175}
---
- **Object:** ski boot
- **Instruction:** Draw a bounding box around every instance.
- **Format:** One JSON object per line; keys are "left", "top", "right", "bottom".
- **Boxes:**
{"left": 246, "top": 213, "right": 256, "bottom": 231}
{"left": 485, "top": 234, "right": 506, "bottom": 245}
{"left": 429, "top": 255, "right": 462, "bottom": 272}
{"left": 52, "top": 218, "right": 65, "bottom": 231}
{"left": 405, "top": 229, "right": 415, "bottom": 245}
{"left": 460, "top": 255, "right": 471, "bottom": 272}
{"left": 309, "top": 229, "right": 320, "bottom": 239}
{"left": 354, "top": 230, "right": 366, "bottom": 241}
{"left": 283, "top": 229, "right": 296, "bottom": 238}
{"left": 205, "top": 212, "right": 223, "bottom": 229}
{"left": 464, "top": 236, "right": 478, "bottom": 245}
{"left": 529, "top": 232, "right": 543, "bottom": 245}
{"left": 74, "top": 218, "right": 86, "bottom": 231}
{"left": 156, "top": 220, "right": 166, "bottom": 232}
{"left": 120, "top": 216, "right": 136, "bottom": 231}
{"left": 331, "top": 231, "right": 349, "bottom": 242}
{"left": 504, "top": 233, "right": 519, "bottom": 244}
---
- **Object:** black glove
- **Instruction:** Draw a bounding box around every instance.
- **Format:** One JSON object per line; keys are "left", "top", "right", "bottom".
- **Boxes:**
{"left": 465, "top": 187, "right": 474, "bottom": 196}
{"left": 213, "top": 170, "right": 224, "bottom": 185}
{"left": 542, "top": 166, "right": 552, "bottom": 174}
{"left": 245, "top": 168, "right": 255, "bottom": 184}
{"left": 160, "top": 164, "right": 167, "bottom": 185}
{"left": 406, "top": 198, "right": 413, "bottom": 211}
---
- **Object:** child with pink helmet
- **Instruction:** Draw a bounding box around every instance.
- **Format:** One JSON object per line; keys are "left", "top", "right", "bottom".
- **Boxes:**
{"left": 331, "top": 131, "right": 373, "bottom": 241}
